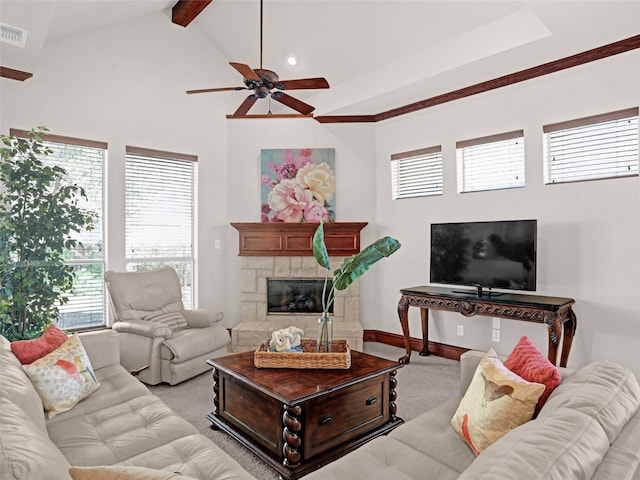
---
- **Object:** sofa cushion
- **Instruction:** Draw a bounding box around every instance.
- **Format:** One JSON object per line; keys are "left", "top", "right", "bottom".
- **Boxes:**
{"left": 46, "top": 364, "right": 150, "bottom": 424}
{"left": 591, "top": 408, "right": 640, "bottom": 480}
{"left": 302, "top": 434, "right": 461, "bottom": 480}
{"left": 117, "top": 434, "right": 256, "bottom": 480}
{"left": 69, "top": 465, "right": 198, "bottom": 480}
{"left": 0, "top": 334, "right": 47, "bottom": 431}
{"left": 504, "top": 336, "right": 561, "bottom": 413}
{"left": 389, "top": 397, "right": 476, "bottom": 474}
{"left": 144, "top": 312, "right": 189, "bottom": 332}
{"left": 457, "top": 408, "right": 610, "bottom": 480}
{"left": 22, "top": 334, "right": 100, "bottom": 418}
{"left": 538, "top": 359, "right": 640, "bottom": 444}
{"left": 47, "top": 394, "right": 199, "bottom": 466}
{"left": 451, "top": 348, "right": 545, "bottom": 454}
{"left": 0, "top": 398, "right": 72, "bottom": 480}
{"left": 10, "top": 323, "right": 69, "bottom": 364}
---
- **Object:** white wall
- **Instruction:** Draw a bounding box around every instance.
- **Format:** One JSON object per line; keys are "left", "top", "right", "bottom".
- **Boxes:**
{"left": 375, "top": 51, "right": 640, "bottom": 378}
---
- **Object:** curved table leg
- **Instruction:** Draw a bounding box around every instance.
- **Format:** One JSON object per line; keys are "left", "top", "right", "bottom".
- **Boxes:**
{"left": 559, "top": 308, "right": 577, "bottom": 368}
{"left": 398, "top": 295, "right": 412, "bottom": 364}
{"left": 419, "top": 308, "right": 430, "bottom": 357}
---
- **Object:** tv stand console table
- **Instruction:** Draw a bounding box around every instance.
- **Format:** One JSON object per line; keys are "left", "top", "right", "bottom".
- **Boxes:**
{"left": 397, "top": 286, "right": 577, "bottom": 367}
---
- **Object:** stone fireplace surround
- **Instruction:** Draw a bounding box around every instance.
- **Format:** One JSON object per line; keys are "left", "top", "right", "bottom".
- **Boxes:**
{"left": 230, "top": 222, "right": 367, "bottom": 352}
{"left": 231, "top": 255, "right": 363, "bottom": 351}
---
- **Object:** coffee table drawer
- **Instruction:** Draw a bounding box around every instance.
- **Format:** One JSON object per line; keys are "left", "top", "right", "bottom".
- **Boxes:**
{"left": 304, "top": 374, "right": 389, "bottom": 458}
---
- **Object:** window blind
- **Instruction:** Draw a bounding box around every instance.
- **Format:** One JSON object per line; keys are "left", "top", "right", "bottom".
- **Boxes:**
{"left": 544, "top": 107, "right": 639, "bottom": 184}
{"left": 391, "top": 146, "right": 443, "bottom": 199}
{"left": 456, "top": 130, "right": 525, "bottom": 193}
{"left": 125, "top": 146, "right": 198, "bottom": 308}
{"left": 9, "top": 129, "right": 107, "bottom": 331}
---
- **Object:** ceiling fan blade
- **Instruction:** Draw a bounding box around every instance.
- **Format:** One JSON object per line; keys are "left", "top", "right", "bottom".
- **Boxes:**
{"left": 273, "top": 92, "right": 315, "bottom": 115}
{"left": 186, "top": 86, "right": 245, "bottom": 94}
{"left": 278, "top": 78, "right": 330, "bottom": 90}
{"left": 233, "top": 96, "right": 258, "bottom": 116}
{"left": 230, "top": 62, "right": 261, "bottom": 81}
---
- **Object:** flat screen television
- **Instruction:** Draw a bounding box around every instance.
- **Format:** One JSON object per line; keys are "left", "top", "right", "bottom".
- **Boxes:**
{"left": 430, "top": 220, "right": 537, "bottom": 296}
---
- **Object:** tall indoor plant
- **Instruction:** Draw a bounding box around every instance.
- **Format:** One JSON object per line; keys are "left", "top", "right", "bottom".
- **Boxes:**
{"left": 312, "top": 220, "right": 401, "bottom": 352}
{"left": 0, "top": 127, "right": 96, "bottom": 341}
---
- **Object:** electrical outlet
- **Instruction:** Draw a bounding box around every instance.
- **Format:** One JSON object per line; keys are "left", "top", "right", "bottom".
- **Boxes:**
{"left": 457, "top": 324, "right": 464, "bottom": 336}
{"left": 492, "top": 317, "right": 501, "bottom": 330}
{"left": 492, "top": 329, "right": 501, "bottom": 342}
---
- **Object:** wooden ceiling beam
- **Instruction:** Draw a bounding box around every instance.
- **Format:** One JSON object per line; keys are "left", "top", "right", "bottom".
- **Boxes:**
{"left": 315, "top": 34, "right": 640, "bottom": 124}
{"left": 0, "top": 66, "right": 33, "bottom": 81}
{"left": 172, "top": 0, "right": 213, "bottom": 27}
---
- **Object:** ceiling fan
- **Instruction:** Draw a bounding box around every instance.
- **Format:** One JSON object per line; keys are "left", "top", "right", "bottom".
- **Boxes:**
{"left": 186, "top": 0, "right": 330, "bottom": 117}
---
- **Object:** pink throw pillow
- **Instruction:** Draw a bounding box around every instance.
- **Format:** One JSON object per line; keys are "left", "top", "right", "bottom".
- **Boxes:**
{"left": 504, "top": 336, "right": 561, "bottom": 413}
{"left": 10, "top": 324, "right": 69, "bottom": 364}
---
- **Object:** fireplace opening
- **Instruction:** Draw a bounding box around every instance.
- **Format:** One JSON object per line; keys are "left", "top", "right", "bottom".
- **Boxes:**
{"left": 267, "top": 278, "right": 334, "bottom": 315}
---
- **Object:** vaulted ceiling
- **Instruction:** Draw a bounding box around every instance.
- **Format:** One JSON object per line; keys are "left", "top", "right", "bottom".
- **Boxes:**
{"left": 1, "top": 0, "right": 639, "bottom": 121}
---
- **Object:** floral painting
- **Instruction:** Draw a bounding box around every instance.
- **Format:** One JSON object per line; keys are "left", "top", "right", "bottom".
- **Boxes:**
{"left": 261, "top": 148, "right": 336, "bottom": 223}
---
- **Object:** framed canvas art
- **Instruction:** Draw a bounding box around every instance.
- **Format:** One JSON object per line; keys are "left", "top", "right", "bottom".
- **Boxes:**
{"left": 261, "top": 148, "right": 336, "bottom": 222}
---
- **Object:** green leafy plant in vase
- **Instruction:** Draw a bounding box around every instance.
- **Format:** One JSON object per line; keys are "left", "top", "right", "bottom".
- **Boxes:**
{"left": 0, "top": 127, "right": 97, "bottom": 341}
{"left": 312, "top": 220, "right": 401, "bottom": 352}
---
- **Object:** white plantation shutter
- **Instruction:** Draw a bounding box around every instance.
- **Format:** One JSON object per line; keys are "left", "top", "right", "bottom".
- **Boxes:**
{"left": 10, "top": 129, "right": 108, "bottom": 330}
{"left": 544, "top": 107, "right": 639, "bottom": 184}
{"left": 456, "top": 130, "right": 525, "bottom": 193}
{"left": 391, "top": 146, "right": 443, "bottom": 199}
{"left": 125, "top": 146, "right": 198, "bottom": 308}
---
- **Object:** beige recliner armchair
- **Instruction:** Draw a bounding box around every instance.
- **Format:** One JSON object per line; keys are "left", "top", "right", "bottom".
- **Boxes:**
{"left": 104, "top": 267, "right": 231, "bottom": 385}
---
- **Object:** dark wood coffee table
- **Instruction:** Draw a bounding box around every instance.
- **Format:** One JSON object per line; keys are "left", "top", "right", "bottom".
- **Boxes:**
{"left": 206, "top": 349, "right": 403, "bottom": 479}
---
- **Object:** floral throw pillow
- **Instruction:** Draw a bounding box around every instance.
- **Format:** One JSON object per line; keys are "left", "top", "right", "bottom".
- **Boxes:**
{"left": 22, "top": 334, "right": 100, "bottom": 418}
{"left": 451, "top": 348, "right": 545, "bottom": 455}
{"left": 11, "top": 323, "right": 69, "bottom": 364}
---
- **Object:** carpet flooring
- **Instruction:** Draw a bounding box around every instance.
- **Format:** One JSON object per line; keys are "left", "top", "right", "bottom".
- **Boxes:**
{"left": 149, "top": 342, "right": 460, "bottom": 479}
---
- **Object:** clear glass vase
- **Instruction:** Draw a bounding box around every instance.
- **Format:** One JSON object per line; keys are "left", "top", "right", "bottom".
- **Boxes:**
{"left": 316, "top": 313, "right": 333, "bottom": 353}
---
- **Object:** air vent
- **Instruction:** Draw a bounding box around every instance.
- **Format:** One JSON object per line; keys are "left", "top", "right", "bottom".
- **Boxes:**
{"left": 1, "top": 23, "right": 28, "bottom": 48}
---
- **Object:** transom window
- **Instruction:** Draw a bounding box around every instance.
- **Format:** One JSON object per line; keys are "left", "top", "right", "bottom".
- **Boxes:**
{"left": 543, "top": 107, "right": 639, "bottom": 184}
{"left": 456, "top": 130, "right": 525, "bottom": 193}
{"left": 125, "top": 146, "right": 198, "bottom": 308}
{"left": 391, "top": 146, "right": 443, "bottom": 199}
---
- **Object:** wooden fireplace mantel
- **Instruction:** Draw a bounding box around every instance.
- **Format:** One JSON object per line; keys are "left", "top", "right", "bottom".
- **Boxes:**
{"left": 230, "top": 222, "right": 368, "bottom": 256}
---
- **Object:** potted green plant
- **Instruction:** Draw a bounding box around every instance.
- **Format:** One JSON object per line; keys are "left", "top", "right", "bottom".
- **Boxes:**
{"left": 312, "top": 220, "right": 401, "bottom": 352}
{"left": 0, "top": 127, "right": 96, "bottom": 341}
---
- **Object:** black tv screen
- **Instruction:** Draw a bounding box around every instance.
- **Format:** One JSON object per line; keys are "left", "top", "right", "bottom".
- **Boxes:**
{"left": 430, "top": 220, "right": 537, "bottom": 293}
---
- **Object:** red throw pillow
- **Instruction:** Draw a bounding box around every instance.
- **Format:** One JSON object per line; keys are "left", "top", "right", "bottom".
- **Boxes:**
{"left": 10, "top": 324, "right": 69, "bottom": 364}
{"left": 504, "top": 336, "right": 561, "bottom": 414}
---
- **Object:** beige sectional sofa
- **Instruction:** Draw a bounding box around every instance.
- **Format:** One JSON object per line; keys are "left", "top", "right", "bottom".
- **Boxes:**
{"left": 305, "top": 349, "right": 640, "bottom": 480}
{"left": 0, "top": 329, "right": 253, "bottom": 480}
{"left": 2, "top": 326, "right": 639, "bottom": 480}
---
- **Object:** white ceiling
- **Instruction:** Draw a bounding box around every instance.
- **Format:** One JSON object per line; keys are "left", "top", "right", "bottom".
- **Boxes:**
{"left": 1, "top": 0, "right": 639, "bottom": 116}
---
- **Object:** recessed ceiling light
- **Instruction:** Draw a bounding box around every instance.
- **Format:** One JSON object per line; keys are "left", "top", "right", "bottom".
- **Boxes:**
{"left": 287, "top": 55, "right": 298, "bottom": 66}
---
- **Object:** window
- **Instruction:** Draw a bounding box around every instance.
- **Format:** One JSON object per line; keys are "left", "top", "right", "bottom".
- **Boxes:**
{"left": 543, "top": 107, "right": 639, "bottom": 184}
{"left": 125, "top": 146, "right": 198, "bottom": 308}
{"left": 391, "top": 146, "right": 443, "bottom": 199}
{"left": 456, "top": 130, "right": 525, "bottom": 193}
{"left": 10, "top": 129, "right": 107, "bottom": 331}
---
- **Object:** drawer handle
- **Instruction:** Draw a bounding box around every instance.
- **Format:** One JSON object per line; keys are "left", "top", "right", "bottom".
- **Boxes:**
{"left": 319, "top": 415, "right": 333, "bottom": 425}
{"left": 366, "top": 397, "right": 378, "bottom": 406}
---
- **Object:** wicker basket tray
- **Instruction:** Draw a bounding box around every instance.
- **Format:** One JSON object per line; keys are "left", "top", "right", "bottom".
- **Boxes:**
{"left": 254, "top": 339, "right": 351, "bottom": 369}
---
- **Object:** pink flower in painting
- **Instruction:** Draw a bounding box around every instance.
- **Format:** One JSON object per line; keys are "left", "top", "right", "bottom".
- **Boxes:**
{"left": 304, "top": 200, "right": 328, "bottom": 222}
{"left": 268, "top": 179, "right": 314, "bottom": 222}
